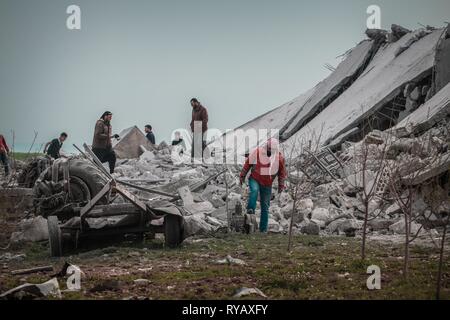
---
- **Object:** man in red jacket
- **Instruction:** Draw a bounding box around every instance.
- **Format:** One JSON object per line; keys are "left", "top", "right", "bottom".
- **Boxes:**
{"left": 0, "top": 134, "right": 10, "bottom": 177}
{"left": 239, "top": 138, "right": 287, "bottom": 233}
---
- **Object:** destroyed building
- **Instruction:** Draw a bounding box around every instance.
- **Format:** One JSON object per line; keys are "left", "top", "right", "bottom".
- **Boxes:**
{"left": 216, "top": 24, "right": 450, "bottom": 155}
{"left": 1, "top": 24, "right": 449, "bottom": 251}
{"left": 112, "top": 126, "right": 155, "bottom": 159}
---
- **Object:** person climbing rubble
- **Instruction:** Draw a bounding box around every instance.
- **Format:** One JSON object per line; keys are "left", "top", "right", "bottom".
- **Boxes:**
{"left": 190, "top": 98, "right": 208, "bottom": 161}
{"left": 0, "top": 134, "right": 10, "bottom": 177}
{"left": 239, "top": 138, "right": 287, "bottom": 233}
{"left": 43, "top": 132, "right": 68, "bottom": 159}
{"left": 92, "top": 111, "right": 119, "bottom": 174}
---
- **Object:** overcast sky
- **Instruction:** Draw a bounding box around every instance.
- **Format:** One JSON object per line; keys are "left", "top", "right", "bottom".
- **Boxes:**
{"left": 1, "top": 0, "right": 449, "bottom": 151}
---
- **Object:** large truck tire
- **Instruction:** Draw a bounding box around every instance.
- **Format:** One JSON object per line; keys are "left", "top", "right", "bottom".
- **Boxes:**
{"left": 47, "top": 216, "right": 62, "bottom": 257}
{"left": 33, "top": 158, "right": 108, "bottom": 217}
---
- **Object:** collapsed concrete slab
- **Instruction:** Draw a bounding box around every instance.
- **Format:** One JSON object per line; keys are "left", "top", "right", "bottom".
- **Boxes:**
{"left": 393, "top": 82, "right": 450, "bottom": 135}
{"left": 215, "top": 39, "right": 378, "bottom": 156}
{"left": 281, "top": 39, "right": 378, "bottom": 139}
{"left": 112, "top": 126, "right": 155, "bottom": 159}
{"left": 282, "top": 28, "right": 447, "bottom": 151}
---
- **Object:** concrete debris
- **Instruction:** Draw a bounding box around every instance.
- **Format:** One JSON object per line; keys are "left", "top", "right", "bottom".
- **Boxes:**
{"left": 327, "top": 219, "right": 362, "bottom": 237}
{"left": 311, "top": 208, "right": 330, "bottom": 222}
{"left": 133, "top": 279, "right": 151, "bottom": 286}
{"left": 391, "top": 24, "right": 411, "bottom": 40}
{"left": 0, "top": 253, "right": 26, "bottom": 262}
{"left": 0, "top": 278, "right": 61, "bottom": 300}
{"left": 300, "top": 220, "right": 321, "bottom": 235}
{"left": 2, "top": 24, "right": 448, "bottom": 249}
{"left": 10, "top": 216, "right": 49, "bottom": 243}
{"left": 233, "top": 287, "right": 267, "bottom": 299}
{"left": 183, "top": 214, "right": 220, "bottom": 237}
{"left": 215, "top": 255, "right": 247, "bottom": 266}
{"left": 389, "top": 220, "right": 424, "bottom": 235}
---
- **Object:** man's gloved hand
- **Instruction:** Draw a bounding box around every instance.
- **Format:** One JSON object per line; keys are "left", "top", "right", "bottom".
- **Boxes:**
{"left": 239, "top": 176, "right": 245, "bottom": 186}
{"left": 278, "top": 185, "right": 285, "bottom": 194}
{"left": 112, "top": 134, "right": 120, "bottom": 140}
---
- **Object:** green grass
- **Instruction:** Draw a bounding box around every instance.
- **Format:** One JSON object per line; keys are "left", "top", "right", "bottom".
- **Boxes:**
{"left": 1, "top": 234, "right": 449, "bottom": 300}
{"left": 11, "top": 152, "right": 43, "bottom": 161}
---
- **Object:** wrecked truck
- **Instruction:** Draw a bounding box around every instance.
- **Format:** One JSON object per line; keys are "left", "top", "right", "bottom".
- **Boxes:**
{"left": 29, "top": 154, "right": 185, "bottom": 257}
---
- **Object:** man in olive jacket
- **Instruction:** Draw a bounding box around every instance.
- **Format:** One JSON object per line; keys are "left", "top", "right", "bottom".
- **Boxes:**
{"left": 92, "top": 111, "right": 118, "bottom": 174}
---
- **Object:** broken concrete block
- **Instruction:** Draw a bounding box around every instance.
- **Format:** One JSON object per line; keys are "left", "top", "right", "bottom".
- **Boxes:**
{"left": 268, "top": 218, "right": 283, "bottom": 233}
{"left": 233, "top": 287, "right": 267, "bottom": 299}
{"left": 409, "top": 86, "right": 422, "bottom": 101}
{"left": 365, "top": 28, "right": 388, "bottom": 41}
{"left": 139, "top": 150, "right": 155, "bottom": 162}
{"left": 300, "top": 220, "right": 320, "bottom": 235}
{"left": 311, "top": 208, "right": 330, "bottom": 222}
{"left": 389, "top": 220, "right": 423, "bottom": 235}
{"left": 421, "top": 85, "right": 430, "bottom": 96}
{"left": 326, "top": 218, "right": 362, "bottom": 236}
{"left": 183, "top": 215, "right": 217, "bottom": 237}
{"left": 364, "top": 131, "right": 385, "bottom": 145}
{"left": 215, "top": 255, "right": 247, "bottom": 266}
{"left": 113, "top": 126, "right": 155, "bottom": 159}
{"left": 404, "top": 83, "right": 415, "bottom": 97}
{"left": 0, "top": 278, "right": 61, "bottom": 300}
{"left": 134, "top": 279, "right": 151, "bottom": 286}
{"left": 205, "top": 216, "right": 225, "bottom": 228}
{"left": 178, "top": 186, "right": 194, "bottom": 206}
{"left": 208, "top": 195, "right": 226, "bottom": 208}
{"left": 210, "top": 207, "right": 228, "bottom": 222}
{"left": 385, "top": 202, "right": 402, "bottom": 216}
{"left": 391, "top": 24, "right": 411, "bottom": 39}
{"left": 298, "top": 198, "right": 314, "bottom": 215}
{"left": 278, "top": 192, "right": 292, "bottom": 207}
{"left": 10, "top": 216, "right": 49, "bottom": 243}
{"left": 368, "top": 219, "right": 397, "bottom": 231}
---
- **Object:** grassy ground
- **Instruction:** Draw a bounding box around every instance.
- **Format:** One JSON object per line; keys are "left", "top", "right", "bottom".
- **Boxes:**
{"left": 0, "top": 233, "right": 448, "bottom": 300}
{"left": 11, "top": 152, "right": 43, "bottom": 161}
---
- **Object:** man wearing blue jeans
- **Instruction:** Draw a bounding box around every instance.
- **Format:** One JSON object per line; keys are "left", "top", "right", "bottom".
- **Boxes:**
{"left": 240, "top": 138, "right": 287, "bottom": 233}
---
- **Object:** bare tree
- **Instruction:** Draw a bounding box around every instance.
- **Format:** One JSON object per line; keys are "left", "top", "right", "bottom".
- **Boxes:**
{"left": 342, "top": 117, "right": 391, "bottom": 260}
{"left": 386, "top": 127, "right": 450, "bottom": 278}
{"left": 283, "top": 126, "right": 324, "bottom": 252}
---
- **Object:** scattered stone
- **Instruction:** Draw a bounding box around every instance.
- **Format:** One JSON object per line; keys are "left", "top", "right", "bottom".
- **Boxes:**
{"left": 133, "top": 279, "right": 151, "bottom": 286}
{"left": 10, "top": 216, "right": 49, "bottom": 243}
{"left": 0, "top": 253, "right": 26, "bottom": 262}
{"left": 300, "top": 220, "right": 320, "bottom": 235}
{"left": 368, "top": 219, "right": 397, "bottom": 231}
{"left": 391, "top": 24, "right": 411, "bottom": 39}
{"left": 183, "top": 215, "right": 218, "bottom": 237}
{"left": 327, "top": 219, "right": 362, "bottom": 237}
{"left": 215, "top": 255, "right": 247, "bottom": 266}
{"left": 233, "top": 287, "right": 267, "bottom": 299}
{"left": 389, "top": 220, "right": 423, "bottom": 235}
{"left": 409, "top": 86, "right": 421, "bottom": 101}
{"left": 0, "top": 278, "right": 61, "bottom": 300}
{"left": 311, "top": 208, "right": 330, "bottom": 222}
{"left": 365, "top": 131, "right": 384, "bottom": 145}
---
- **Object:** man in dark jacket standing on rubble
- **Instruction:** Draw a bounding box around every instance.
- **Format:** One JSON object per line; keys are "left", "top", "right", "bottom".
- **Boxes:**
{"left": 0, "top": 134, "right": 10, "bottom": 177}
{"left": 240, "top": 138, "right": 287, "bottom": 233}
{"left": 92, "top": 111, "right": 118, "bottom": 174}
{"left": 144, "top": 125, "right": 156, "bottom": 145}
{"left": 190, "top": 98, "right": 208, "bottom": 161}
{"left": 44, "top": 132, "right": 68, "bottom": 159}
